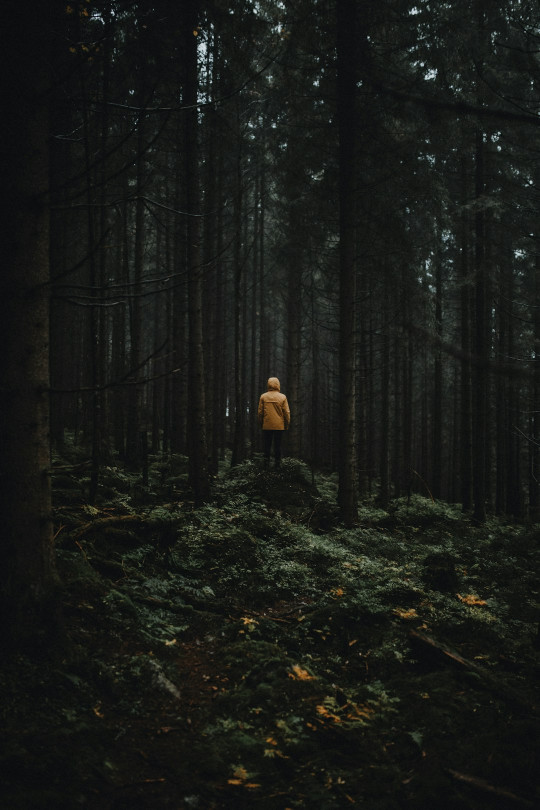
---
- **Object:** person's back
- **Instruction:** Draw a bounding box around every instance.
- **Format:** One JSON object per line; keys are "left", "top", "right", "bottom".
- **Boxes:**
{"left": 258, "top": 377, "right": 290, "bottom": 468}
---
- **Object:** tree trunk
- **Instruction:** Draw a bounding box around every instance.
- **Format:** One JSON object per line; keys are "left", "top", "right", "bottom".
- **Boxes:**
{"left": 258, "top": 140, "right": 270, "bottom": 447}
{"left": 171, "top": 157, "right": 188, "bottom": 456}
{"left": 285, "top": 164, "right": 303, "bottom": 459}
{"left": 184, "top": 0, "right": 210, "bottom": 502}
{"left": 336, "top": 0, "right": 359, "bottom": 525}
{"left": 212, "top": 149, "right": 226, "bottom": 467}
{"left": 471, "top": 0, "right": 489, "bottom": 522}
{"left": 249, "top": 173, "right": 259, "bottom": 456}
{"left": 459, "top": 149, "right": 473, "bottom": 511}
{"left": 530, "top": 237, "right": 540, "bottom": 520}
{"left": 0, "top": 2, "right": 57, "bottom": 636}
{"left": 231, "top": 107, "right": 246, "bottom": 467}
{"left": 379, "top": 266, "right": 391, "bottom": 508}
{"left": 433, "top": 232, "right": 443, "bottom": 498}
{"left": 472, "top": 127, "right": 488, "bottom": 523}
{"left": 125, "top": 115, "right": 146, "bottom": 469}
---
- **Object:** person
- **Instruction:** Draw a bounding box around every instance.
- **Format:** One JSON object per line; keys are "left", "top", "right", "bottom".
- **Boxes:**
{"left": 257, "top": 376, "right": 290, "bottom": 469}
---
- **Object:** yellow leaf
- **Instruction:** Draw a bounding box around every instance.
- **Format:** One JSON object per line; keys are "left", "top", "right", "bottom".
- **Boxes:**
{"left": 239, "top": 616, "right": 258, "bottom": 632}
{"left": 228, "top": 766, "right": 260, "bottom": 788}
{"left": 348, "top": 703, "right": 374, "bottom": 721}
{"left": 331, "top": 587, "right": 345, "bottom": 598}
{"left": 316, "top": 704, "right": 341, "bottom": 723}
{"left": 93, "top": 703, "right": 104, "bottom": 718}
{"left": 457, "top": 593, "right": 487, "bottom": 606}
{"left": 393, "top": 607, "right": 418, "bottom": 620}
{"left": 289, "top": 664, "right": 316, "bottom": 681}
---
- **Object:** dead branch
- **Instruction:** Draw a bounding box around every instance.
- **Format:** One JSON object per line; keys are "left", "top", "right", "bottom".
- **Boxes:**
{"left": 73, "top": 514, "right": 144, "bottom": 541}
{"left": 447, "top": 769, "right": 535, "bottom": 807}
{"left": 408, "top": 629, "right": 537, "bottom": 714}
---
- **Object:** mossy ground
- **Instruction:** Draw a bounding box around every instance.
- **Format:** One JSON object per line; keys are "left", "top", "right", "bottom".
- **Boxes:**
{"left": 1, "top": 455, "right": 539, "bottom": 808}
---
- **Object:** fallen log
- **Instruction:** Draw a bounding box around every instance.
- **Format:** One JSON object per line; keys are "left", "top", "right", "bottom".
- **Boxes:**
{"left": 408, "top": 629, "right": 537, "bottom": 714}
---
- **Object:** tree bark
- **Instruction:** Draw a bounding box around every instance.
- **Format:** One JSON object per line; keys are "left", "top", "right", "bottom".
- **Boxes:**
{"left": 432, "top": 229, "right": 443, "bottom": 498}
{"left": 459, "top": 149, "right": 473, "bottom": 511}
{"left": 231, "top": 104, "right": 246, "bottom": 467}
{"left": 379, "top": 266, "right": 391, "bottom": 508}
{"left": 125, "top": 97, "right": 146, "bottom": 469}
{"left": 184, "top": 0, "right": 210, "bottom": 502}
{"left": 472, "top": 129, "right": 487, "bottom": 522}
{"left": 0, "top": 2, "right": 58, "bottom": 634}
{"left": 530, "top": 234, "right": 540, "bottom": 520}
{"left": 336, "top": 0, "right": 359, "bottom": 525}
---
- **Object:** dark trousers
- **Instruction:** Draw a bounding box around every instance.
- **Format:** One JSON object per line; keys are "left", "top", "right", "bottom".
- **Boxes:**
{"left": 263, "top": 430, "right": 283, "bottom": 464}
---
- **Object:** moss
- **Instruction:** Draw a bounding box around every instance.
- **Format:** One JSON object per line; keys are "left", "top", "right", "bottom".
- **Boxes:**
{"left": 3, "top": 463, "right": 540, "bottom": 809}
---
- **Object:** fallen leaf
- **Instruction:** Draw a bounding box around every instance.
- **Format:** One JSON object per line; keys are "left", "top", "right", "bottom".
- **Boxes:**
{"left": 228, "top": 770, "right": 260, "bottom": 788}
{"left": 348, "top": 703, "right": 374, "bottom": 722}
{"left": 457, "top": 593, "right": 487, "bottom": 606}
{"left": 316, "top": 704, "right": 341, "bottom": 723}
{"left": 289, "top": 664, "right": 316, "bottom": 681}
{"left": 393, "top": 608, "right": 418, "bottom": 620}
{"left": 239, "top": 616, "right": 258, "bottom": 631}
{"left": 93, "top": 703, "right": 104, "bottom": 718}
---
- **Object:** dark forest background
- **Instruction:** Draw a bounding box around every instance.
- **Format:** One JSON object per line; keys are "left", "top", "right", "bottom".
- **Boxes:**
{"left": 2, "top": 0, "right": 540, "bottom": 615}
{"left": 2, "top": 5, "right": 540, "bottom": 807}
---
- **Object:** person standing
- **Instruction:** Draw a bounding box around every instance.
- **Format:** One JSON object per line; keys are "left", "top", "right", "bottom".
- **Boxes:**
{"left": 257, "top": 377, "right": 290, "bottom": 469}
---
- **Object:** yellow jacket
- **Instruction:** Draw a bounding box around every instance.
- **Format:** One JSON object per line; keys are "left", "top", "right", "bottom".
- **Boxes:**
{"left": 258, "top": 377, "right": 290, "bottom": 430}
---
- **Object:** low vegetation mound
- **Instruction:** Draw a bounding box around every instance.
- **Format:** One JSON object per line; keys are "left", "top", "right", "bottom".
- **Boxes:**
{"left": 2, "top": 455, "right": 539, "bottom": 809}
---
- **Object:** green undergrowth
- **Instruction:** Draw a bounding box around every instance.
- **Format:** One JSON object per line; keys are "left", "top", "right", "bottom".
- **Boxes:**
{"left": 2, "top": 455, "right": 540, "bottom": 808}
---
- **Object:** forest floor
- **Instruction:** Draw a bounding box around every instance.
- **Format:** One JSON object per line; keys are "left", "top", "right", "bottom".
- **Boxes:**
{"left": 1, "top": 453, "right": 540, "bottom": 809}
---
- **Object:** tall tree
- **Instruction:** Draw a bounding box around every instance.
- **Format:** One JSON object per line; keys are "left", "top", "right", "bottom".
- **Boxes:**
{"left": 0, "top": 2, "right": 58, "bottom": 636}
{"left": 184, "top": 0, "right": 211, "bottom": 502}
{"left": 336, "top": 0, "right": 359, "bottom": 525}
